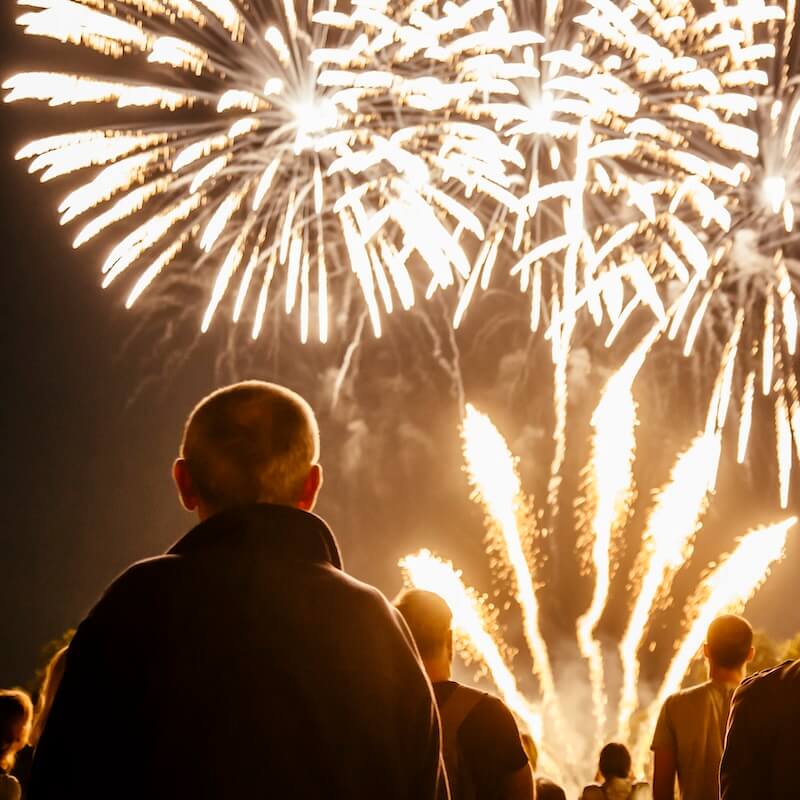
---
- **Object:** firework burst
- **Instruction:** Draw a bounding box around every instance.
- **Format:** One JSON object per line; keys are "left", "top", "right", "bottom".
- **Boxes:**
{"left": 4, "top": 0, "right": 475, "bottom": 341}
{"left": 654, "top": 4, "right": 800, "bottom": 505}
{"left": 360, "top": 0, "right": 782, "bottom": 337}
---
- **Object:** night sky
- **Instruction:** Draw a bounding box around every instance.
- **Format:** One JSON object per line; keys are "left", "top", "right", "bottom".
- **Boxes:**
{"left": 1, "top": 2, "right": 799, "bottom": 704}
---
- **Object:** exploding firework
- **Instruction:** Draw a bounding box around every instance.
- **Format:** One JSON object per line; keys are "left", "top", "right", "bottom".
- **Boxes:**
{"left": 318, "top": 0, "right": 784, "bottom": 524}
{"left": 313, "top": 0, "right": 781, "bottom": 338}
{"left": 638, "top": 4, "right": 800, "bottom": 503}
{"left": 399, "top": 348, "right": 795, "bottom": 789}
{"left": 5, "top": 0, "right": 484, "bottom": 341}
{"left": 312, "top": 0, "right": 533, "bottom": 306}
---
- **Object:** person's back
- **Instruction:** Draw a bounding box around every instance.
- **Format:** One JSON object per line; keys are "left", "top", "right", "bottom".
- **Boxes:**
{"left": 30, "top": 382, "right": 445, "bottom": 800}
{"left": 395, "top": 589, "right": 532, "bottom": 800}
{"left": 651, "top": 614, "right": 754, "bottom": 800}
{"left": 720, "top": 658, "right": 800, "bottom": 800}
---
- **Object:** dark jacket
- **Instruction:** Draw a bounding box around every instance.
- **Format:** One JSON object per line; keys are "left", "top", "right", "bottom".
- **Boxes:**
{"left": 720, "top": 659, "right": 800, "bottom": 800}
{"left": 30, "top": 504, "right": 446, "bottom": 799}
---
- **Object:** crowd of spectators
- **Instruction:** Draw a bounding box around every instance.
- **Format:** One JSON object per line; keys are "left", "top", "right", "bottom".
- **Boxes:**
{"left": 2, "top": 381, "right": 797, "bottom": 800}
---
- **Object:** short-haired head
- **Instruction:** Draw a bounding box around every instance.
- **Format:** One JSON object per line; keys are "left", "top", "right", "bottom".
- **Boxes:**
{"left": 175, "top": 381, "right": 321, "bottom": 517}
{"left": 598, "top": 742, "right": 631, "bottom": 781}
{"left": 393, "top": 589, "right": 453, "bottom": 660}
{"left": 535, "top": 778, "right": 567, "bottom": 800}
{"left": 0, "top": 689, "right": 33, "bottom": 771}
{"left": 705, "top": 614, "right": 754, "bottom": 669}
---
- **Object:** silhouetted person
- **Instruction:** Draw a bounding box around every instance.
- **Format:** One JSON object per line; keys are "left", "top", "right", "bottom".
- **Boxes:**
{"left": 581, "top": 743, "right": 650, "bottom": 800}
{"left": 651, "top": 614, "right": 754, "bottom": 800}
{"left": 395, "top": 588, "right": 533, "bottom": 800}
{"left": 0, "top": 690, "right": 32, "bottom": 800}
{"left": 720, "top": 658, "right": 800, "bottom": 800}
{"left": 31, "top": 382, "right": 446, "bottom": 800}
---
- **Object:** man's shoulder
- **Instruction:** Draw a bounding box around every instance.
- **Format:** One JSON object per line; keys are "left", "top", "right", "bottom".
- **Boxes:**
{"left": 665, "top": 680, "right": 714, "bottom": 706}
{"left": 92, "top": 553, "right": 183, "bottom": 614}
{"left": 455, "top": 684, "right": 516, "bottom": 732}
{"left": 317, "top": 567, "right": 399, "bottom": 619}
{"left": 737, "top": 659, "right": 800, "bottom": 698}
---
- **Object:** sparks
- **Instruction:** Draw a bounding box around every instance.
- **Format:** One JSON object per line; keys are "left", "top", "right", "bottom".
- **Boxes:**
{"left": 462, "top": 404, "right": 562, "bottom": 729}
{"left": 616, "top": 430, "right": 721, "bottom": 742}
{"left": 5, "top": 0, "right": 475, "bottom": 340}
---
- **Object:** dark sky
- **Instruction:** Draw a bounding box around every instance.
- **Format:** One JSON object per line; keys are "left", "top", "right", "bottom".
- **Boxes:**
{"left": 1, "top": 3, "right": 799, "bottom": 703}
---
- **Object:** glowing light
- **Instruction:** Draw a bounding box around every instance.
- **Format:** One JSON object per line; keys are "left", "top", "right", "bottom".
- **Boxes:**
{"left": 6, "top": 0, "right": 462, "bottom": 339}
{"left": 461, "top": 405, "right": 561, "bottom": 727}
{"left": 616, "top": 430, "right": 720, "bottom": 742}
{"left": 763, "top": 176, "right": 787, "bottom": 215}
{"left": 576, "top": 328, "right": 655, "bottom": 746}
{"left": 737, "top": 371, "right": 757, "bottom": 464}
{"left": 654, "top": 6, "right": 799, "bottom": 487}
{"left": 776, "top": 390, "right": 793, "bottom": 510}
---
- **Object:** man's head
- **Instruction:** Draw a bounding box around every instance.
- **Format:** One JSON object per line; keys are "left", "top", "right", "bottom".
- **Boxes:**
{"left": 535, "top": 778, "right": 566, "bottom": 800}
{"left": 393, "top": 589, "right": 453, "bottom": 680}
{"left": 173, "top": 381, "right": 322, "bottom": 519}
{"left": 703, "top": 614, "right": 754, "bottom": 672}
{"left": 598, "top": 742, "right": 631, "bottom": 781}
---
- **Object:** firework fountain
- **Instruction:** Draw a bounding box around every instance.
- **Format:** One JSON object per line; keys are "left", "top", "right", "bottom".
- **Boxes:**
{"left": 402, "top": 370, "right": 795, "bottom": 790}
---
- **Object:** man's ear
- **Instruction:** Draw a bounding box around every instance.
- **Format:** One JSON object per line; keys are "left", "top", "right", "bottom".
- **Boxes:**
{"left": 703, "top": 642, "right": 710, "bottom": 660}
{"left": 747, "top": 645, "right": 755, "bottom": 664}
{"left": 446, "top": 630, "right": 454, "bottom": 663}
{"left": 173, "top": 458, "right": 200, "bottom": 512}
{"left": 297, "top": 464, "right": 323, "bottom": 511}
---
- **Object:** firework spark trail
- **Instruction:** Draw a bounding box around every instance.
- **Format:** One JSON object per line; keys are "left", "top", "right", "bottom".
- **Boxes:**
{"left": 632, "top": 516, "right": 798, "bottom": 774}
{"left": 545, "top": 117, "right": 592, "bottom": 525}
{"left": 575, "top": 321, "right": 662, "bottom": 747}
{"left": 461, "top": 405, "right": 562, "bottom": 731}
{"left": 776, "top": 386, "right": 793, "bottom": 509}
{"left": 616, "top": 430, "right": 721, "bottom": 742}
{"left": 399, "top": 550, "right": 542, "bottom": 741}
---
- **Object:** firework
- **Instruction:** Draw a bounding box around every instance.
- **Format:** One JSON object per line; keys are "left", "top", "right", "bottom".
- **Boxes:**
{"left": 575, "top": 324, "right": 662, "bottom": 747}
{"left": 631, "top": 516, "right": 797, "bottom": 773}
{"left": 616, "top": 429, "right": 720, "bottom": 743}
{"left": 401, "top": 346, "right": 791, "bottom": 783}
{"left": 312, "top": 0, "right": 535, "bottom": 308}
{"left": 5, "top": 0, "right": 481, "bottom": 341}
{"left": 651, "top": 4, "right": 800, "bottom": 497}
{"left": 421, "top": 0, "right": 780, "bottom": 334}
{"left": 462, "top": 404, "right": 562, "bottom": 729}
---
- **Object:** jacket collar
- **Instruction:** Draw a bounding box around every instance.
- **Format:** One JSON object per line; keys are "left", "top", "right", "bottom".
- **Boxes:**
{"left": 168, "top": 503, "right": 343, "bottom": 570}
